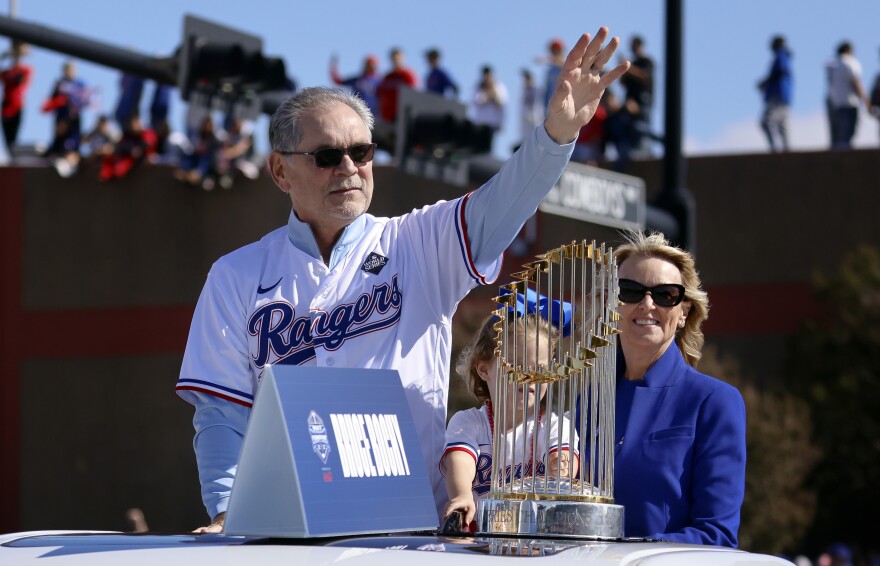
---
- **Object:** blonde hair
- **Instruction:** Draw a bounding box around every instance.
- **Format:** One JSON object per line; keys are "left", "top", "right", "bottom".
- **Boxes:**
{"left": 614, "top": 230, "right": 709, "bottom": 368}
{"left": 455, "top": 313, "right": 559, "bottom": 404}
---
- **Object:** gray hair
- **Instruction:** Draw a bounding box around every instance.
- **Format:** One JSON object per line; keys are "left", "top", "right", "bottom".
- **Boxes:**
{"left": 268, "top": 87, "right": 374, "bottom": 152}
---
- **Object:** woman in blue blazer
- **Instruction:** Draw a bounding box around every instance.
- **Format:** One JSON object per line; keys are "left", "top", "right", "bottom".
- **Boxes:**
{"left": 606, "top": 231, "right": 746, "bottom": 547}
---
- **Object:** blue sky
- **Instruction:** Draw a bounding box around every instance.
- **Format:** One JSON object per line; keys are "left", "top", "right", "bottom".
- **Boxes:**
{"left": 2, "top": 0, "right": 879, "bottom": 162}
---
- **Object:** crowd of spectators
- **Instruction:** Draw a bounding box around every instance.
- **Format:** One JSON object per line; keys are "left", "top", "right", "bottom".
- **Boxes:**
{"left": 0, "top": 45, "right": 261, "bottom": 190}
{"left": 757, "top": 35, "right": 880, "bottom": 153}
{"left": 328, "top": 39, "right": 659, "bottom": 167}
{"left": 326, "top": 35, "right": 880, "bottom": 164}
{"left": 2, "top": 34, "right": 880, "bottom": 183}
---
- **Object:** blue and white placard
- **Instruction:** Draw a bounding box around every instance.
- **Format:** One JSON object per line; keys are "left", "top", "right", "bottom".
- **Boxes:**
{"left": 224, "top": 365, "right": 438, "bottom": 537}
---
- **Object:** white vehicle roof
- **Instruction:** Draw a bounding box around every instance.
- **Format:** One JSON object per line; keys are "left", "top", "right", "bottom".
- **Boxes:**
{"left": 0, "top": 530, "right": 794, "bottom": 566}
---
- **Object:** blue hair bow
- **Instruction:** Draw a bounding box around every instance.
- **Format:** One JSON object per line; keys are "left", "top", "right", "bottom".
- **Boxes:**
{"left": 497, "top": 287, "right": 574, "bottom": 337}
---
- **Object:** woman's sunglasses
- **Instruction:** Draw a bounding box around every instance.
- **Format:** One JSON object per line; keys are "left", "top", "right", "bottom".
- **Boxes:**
{"left": 618, "top": 279, "right": 686, "bottom": 307}
{"left": 278, "top": 143, "right": 377, "bottom": 168}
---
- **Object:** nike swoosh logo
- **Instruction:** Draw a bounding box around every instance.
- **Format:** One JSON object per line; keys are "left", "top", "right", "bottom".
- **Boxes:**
{"left": 257, "top": 277, "right": 283, "bottom": 295}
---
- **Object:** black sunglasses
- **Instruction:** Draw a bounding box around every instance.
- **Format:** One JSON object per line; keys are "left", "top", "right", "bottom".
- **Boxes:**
{"left": 278, "top": 143, "right": 377, "bottom": 168}
{"left": 618, "top": 279, "right": 686, "bottom": 307}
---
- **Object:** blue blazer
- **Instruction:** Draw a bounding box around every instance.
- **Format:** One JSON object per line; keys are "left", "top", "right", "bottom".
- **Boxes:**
{"left": 576, "top": 343, "right": 746, "bottom": 548}
{"left": 611, "top": 345, "right": 746, "bottom": 547}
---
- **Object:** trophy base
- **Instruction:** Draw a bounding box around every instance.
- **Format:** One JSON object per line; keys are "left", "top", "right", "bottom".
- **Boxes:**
{"left": 501, "top": 477, "right": 614, "bottom": 502}
{"left": 476, "top": 497, "right": 624, "bottom": 539}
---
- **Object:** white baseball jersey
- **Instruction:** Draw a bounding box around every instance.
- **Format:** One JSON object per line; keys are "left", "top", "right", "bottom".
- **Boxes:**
{"left": 827, "top": 53, "right": 863, "bottom": 108}
{"left": 177, "top": 125, "right": 575, "bottom": 521}
{"left": 178, "top": 195, "right": 496, "bottom": 506}
{"left": 442, "top": 405, "right": 579, "bottom": 499}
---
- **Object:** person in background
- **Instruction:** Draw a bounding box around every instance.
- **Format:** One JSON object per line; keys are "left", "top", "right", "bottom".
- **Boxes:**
{"left": 0, "top": 41, "right": 33, "bottom": 159}
{"left": 517, "top": 69, "right": 542, "bottom": 152}
{"left": 99, "top": 113, "right": 156, "bottom": 182}
{"left": 216, "top": 116, "right": 259, "bottom": 189}
{"left": 424, "top": 48, "right": 459, "bottom": 99}
{"left": 145, "top": 81, "right": 175, "bottom": 165}
{"left": 539, "top": 38, "right": 566, "bottom": 110}
{"left": 826, "top": 41, "right": 869, "bottom": 149}
{"left": 329, "top": 54, "right": 381, "bottom": 115}
{"left": 572, "top": 90, "right": 609, "bottom": 164}
{"left": 376, "top": 47, "right": 418, "bottom": 123}
{"left": 578, "top": 230, "right": 746, "bottom": 547}
{"left": 470, "top": 65, "right": 507, "bottom": 150}
{"left": 601, "top": 88, "right": 638, "bottom": 170}
{"left": 82, "top": 114, "right": 117, "bottom": 159}
{"left": 42, "top": 60, "right": 91, "bottom": 156}
{"left": 149, "top": 82, "right": 173, "bottom": 131}
{"left": 42, "top": 60, "right": 92, "bottom": 176}
{"left": 184, "top": 97, "right": 211, "bottom": 146}
{"left": 757, "top": 35, "right": 793, "bottom": 152}
{"left": 150, "top": 118, "right": 189, "bottom": 166}
{"left": 618, "top": 35, "right": 655, "bottom": 161}
{"left": 175, "top": 115, "right": 220, "bottom": 190}
{"left": 43, "top": 119, "right": 81, "bottom": 177}
{"left": 114, "top": 73, "right": 145, "bottom": 128}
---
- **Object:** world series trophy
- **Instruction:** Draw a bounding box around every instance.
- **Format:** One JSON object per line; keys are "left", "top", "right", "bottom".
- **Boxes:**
{"left": 476, "top": 240, "right": 624, "bottom": 540}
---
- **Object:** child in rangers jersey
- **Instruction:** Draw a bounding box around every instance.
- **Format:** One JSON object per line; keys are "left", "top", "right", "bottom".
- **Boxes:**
{"left": 441, "top": 294, "right": 579, "bottom": 526}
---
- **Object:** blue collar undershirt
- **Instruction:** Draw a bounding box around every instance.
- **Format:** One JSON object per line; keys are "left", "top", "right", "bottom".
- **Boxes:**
{"left": 286, "top": 211, "right": 366, "bottom": 270}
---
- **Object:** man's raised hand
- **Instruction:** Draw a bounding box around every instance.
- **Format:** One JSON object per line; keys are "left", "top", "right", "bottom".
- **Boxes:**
{"left": 544, "top": 27, "right": 631, "bottom": 144}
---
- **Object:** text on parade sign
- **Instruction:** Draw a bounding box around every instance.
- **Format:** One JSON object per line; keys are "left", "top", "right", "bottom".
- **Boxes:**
{"left": 540, "top": 163, "right": 645, "bottom": 230}
{"left": 330, "top": 413, "right": 411, "bottom": 478}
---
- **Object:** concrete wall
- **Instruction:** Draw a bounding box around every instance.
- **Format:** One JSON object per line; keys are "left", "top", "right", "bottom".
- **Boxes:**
{"left": 2, "top": 147, "right": 878, "bottom": 533}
